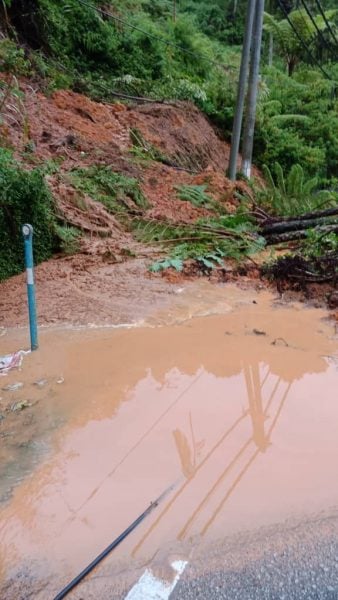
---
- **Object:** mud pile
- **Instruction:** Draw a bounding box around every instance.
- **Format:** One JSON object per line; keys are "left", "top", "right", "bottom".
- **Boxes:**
{"left": 2, "top": 81, "right": 247, "bottom": 231}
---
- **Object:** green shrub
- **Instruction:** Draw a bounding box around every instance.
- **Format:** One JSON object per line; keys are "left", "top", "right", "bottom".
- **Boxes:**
{"left": 54, "top": 224, "right": 82, "bottom": 255}
{"left": 68, "top": 165, "right": 148, "bottom": 213}
{"left": 0, "top": 39, "right": 30, "bottom": 75}
{"left": 255, "top": 162, "right": 338, "bottom": 216}
{"left": 255, "top": 67, "right": 338, "bottom": 180}
{"left": 0, "top": 150, "right": 55, "bottom": 280}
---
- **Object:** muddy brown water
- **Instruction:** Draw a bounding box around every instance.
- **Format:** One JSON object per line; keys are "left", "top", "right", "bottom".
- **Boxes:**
{"left": 0, "top": 285, "right": 337, "bottom": 599}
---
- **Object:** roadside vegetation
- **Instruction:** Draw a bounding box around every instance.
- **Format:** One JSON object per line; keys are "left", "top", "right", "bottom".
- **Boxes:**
{"left": 0, "top": 0, "right": 337, "bottom": 291}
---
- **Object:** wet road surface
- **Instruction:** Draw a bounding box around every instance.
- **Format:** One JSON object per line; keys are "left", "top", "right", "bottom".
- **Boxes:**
{"left": 0, "top": 285, "right": 337, "bottom": 599}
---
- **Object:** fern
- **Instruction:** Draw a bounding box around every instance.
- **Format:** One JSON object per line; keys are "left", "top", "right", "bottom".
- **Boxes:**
{"left": 175, "top": 184, "right": 214, "bottom": 208}
{"left": 68, "top": 166, "right": 149, "bottom": 213}
{"left": 146, "top": 212, "right": 265, "bottom": 273}
{"left": 255, "top": 163, "right": 337, "bottom": 217}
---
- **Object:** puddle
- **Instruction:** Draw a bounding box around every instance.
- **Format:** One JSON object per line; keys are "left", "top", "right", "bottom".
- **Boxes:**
{"left": 0, "top": 289, "right": 337, "bottom": 598}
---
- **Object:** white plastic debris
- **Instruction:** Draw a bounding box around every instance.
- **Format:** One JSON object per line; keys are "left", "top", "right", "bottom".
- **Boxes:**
{"left": 0, "top": 351, "right": 28, "bottom": 376}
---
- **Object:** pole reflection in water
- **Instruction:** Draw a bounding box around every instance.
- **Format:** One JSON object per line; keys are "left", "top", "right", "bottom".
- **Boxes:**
{"left": 133, "top": 358, "right": 292, "bottom": 554}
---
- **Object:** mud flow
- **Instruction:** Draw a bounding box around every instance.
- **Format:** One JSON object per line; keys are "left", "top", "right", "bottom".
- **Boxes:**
{"left": 0, "top": 287, "right": 337, "bottom": 599}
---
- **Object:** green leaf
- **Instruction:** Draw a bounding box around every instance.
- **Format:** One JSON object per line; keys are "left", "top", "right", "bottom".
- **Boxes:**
{"left": 198, "top": 257, "right": 215, "bottom": 269}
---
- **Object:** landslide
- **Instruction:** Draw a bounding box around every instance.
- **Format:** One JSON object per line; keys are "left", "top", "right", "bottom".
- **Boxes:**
{"left": 0, "top": 77, "right": 255, "bottom": 327}
{"left": 2, "top": 79, "right": 249, "bottom": 233}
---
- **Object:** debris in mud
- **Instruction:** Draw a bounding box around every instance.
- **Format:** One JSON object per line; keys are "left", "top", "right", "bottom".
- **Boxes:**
{"left": 0, "top": 351, "right": 27, "bottom": 376}
{"left": 34, "top": 379, "right": 48, "bottom": 388}
{"left": 271, "top": 338, "right": 289, "bottom": 347}
{"left": 262, "top": 253, "right": 338, "bottom": 286}
{"left": 2, "top": 382, "right": 24, "bottom": 392}
{"left": 11, "top": 400, "right": 32, "bottom": 412}
{"left": 328, "top": 291, "right": 338, "bottom": 309}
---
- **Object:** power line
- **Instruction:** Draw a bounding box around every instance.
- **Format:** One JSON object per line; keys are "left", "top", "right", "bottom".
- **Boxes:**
{"left": 313, "top": 0, "right": 338, "bottom": 48}
{"left": 76, "top": 0, "right": 237, "bottom": 72}
{"left": 299, "top": 0, "right": 337, "bottom": 57}
{"left": 276, "top": 0, "right": 332, "bottom": 79}
{"left": 296, "top": 5, "right": 321, "bottom": 54}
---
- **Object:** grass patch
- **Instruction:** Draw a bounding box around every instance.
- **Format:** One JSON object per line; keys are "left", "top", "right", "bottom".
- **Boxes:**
{"left": 67, "top": 165, "right": 149, "bottom": 214}
{"left": 54, "top": 224, "right": 82, "bottom": 255}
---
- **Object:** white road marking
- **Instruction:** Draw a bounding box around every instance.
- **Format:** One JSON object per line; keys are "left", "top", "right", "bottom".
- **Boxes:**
{"left": 125, "top": 560, "right": 188, "bottom": 600}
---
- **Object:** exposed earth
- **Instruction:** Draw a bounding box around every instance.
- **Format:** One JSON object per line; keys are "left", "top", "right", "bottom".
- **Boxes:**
{"left": 1, "top": 75, "right": 338, "bottom": 600}
{"left": 1, "top": 75, "right": 337, "bottom": 329}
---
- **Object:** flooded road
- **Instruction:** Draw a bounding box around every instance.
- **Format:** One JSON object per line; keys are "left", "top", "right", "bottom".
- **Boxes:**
{"left": 0, "top": 284, "right": 337, "bottom": 599}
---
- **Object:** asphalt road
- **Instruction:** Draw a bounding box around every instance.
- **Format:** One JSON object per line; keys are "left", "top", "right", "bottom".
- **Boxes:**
{"left": 170, "top": 510, "right": 338, "bottom": 600}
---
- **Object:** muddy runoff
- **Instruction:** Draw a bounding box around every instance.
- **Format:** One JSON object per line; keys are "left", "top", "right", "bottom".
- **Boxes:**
{"left": 0, "top": 286, "right": 337, "bottom": 599}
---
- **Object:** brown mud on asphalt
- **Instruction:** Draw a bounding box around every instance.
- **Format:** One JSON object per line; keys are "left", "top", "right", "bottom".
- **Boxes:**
{"left": 0, "top": 286, "right": 337, "bottom": 599}
{"left": 0, "top": 264, "right": 260, "bottom": 329}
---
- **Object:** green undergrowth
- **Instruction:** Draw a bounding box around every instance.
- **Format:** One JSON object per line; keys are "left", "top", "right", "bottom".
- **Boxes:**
{"left": 302, "top": 229, "right": 338, "bottom": 258}
{"left": 67, "top": 165, "right": 148, "bottom": 214}
{"left": 133, "top": 212, "right": 265, "bottom": 272}
{"left": 54, "top": 224, "right": 82, "bottom": 255}
{"left": 0, "top": 149, "right": 56, "bottom": 280}
{"left": 175, "top": 184, "right": 215, "bottom": 209}
{"left": 1, "top": 1, "right": 338, "bottom": 185}
{"left": 238, "top": 163, "right": 338, "bottom": 218}
{"left": 129, "top": 128, "right": 168, "bottom": 164}
{"left": 258, "top": 163, "right": 338, "bottom": 217}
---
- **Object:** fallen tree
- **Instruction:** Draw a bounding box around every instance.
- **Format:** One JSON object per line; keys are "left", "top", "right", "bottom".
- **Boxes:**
{"left": 258, "top": 205, "right": 338, "bottom": 245}
{"left": 256, "top": 203, "right": 338, "bottom": 287}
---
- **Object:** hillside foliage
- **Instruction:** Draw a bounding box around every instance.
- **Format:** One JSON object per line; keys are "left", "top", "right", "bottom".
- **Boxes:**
{"left": 0, "top": 0, "right": 337, "bottom": 278}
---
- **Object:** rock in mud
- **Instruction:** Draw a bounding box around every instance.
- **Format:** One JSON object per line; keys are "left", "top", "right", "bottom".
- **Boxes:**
{"left": 328, "top": 291, "right": 338, "bottom": 309}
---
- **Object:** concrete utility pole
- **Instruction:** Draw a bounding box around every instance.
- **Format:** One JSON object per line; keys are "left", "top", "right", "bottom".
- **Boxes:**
{"left": 228, "top": 0, "right": 256, "bottom": 181}
{"left": 241, "top": 0, "right": 265, "bottom": 179}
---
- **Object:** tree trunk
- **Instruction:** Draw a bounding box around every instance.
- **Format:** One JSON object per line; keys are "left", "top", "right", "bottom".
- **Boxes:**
{"left": 262, "top": 216, "right": 338, "bottom": 236}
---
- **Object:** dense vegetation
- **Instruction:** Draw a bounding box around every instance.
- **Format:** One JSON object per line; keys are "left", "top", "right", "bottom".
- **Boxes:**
{"left": 0, "top": 0, "right": 337, "bottom": 281}
{"left": 0, "top": 149, "right": 55, "bottom": 279}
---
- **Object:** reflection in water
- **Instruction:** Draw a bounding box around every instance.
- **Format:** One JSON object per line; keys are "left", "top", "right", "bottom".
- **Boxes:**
{"left": 0, "top": 300, "right": 337, "bottom": 595}
{"left": 133, "top": 361, "right": 292, "bottom": 554}
{"left": 200, "top": 380, "right": 292, "bottom": 537}
{"left": 244, "top": 362, "right": 271, "bottom": 452}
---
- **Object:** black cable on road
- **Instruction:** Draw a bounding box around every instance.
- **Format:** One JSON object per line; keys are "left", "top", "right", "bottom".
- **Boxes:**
{"left": 53, "top": 483, "right": 176, "bottom": 600}
{"left": 76, "top": 0, "right": 237, "bottom": 72}
{"left": 276, "top": 0, "right": 332, "bottom": 79}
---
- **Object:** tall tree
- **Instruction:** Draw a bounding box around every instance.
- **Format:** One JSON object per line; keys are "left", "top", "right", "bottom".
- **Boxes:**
{"left": 264, "top": 8, "right": 337, "bottom": 75}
